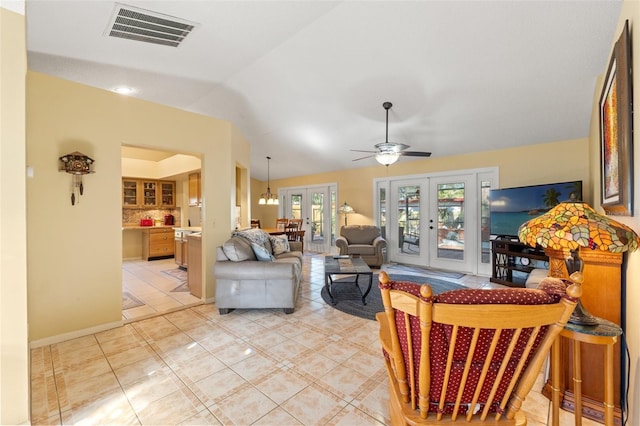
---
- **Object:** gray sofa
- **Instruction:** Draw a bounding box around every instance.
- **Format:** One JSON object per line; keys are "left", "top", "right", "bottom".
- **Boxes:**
{"left": 335, "top": 225, "right": 386, "bottom": 267}
{"left": 214, "top": 229, "right": 303, "bottom": 314}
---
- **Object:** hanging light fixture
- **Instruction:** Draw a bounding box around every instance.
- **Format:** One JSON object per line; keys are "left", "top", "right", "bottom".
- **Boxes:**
{"left": 258, "top": 156, "right": 279, "bottom": 205}
{"left": 375, "top": 152, "right": 400, "bottom": 166}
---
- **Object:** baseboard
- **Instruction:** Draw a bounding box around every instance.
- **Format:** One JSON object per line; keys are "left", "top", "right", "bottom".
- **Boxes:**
{"left": 29, "top": 320, "right": 124, "bottom": 349}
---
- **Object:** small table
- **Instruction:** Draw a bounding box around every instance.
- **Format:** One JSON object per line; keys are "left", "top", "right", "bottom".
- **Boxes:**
{"left": 551, "top": 318, "right": 622, "bottom": 426}
{"left": 324, "top": 256, "right": 373, "bottom": 305}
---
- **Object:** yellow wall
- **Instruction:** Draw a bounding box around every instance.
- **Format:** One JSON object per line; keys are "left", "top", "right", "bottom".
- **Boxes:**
{"left": 26, "top": 72, "right": 249, "bottom": 342}
{"left": 251, "top": 138, "right": 591, "bottom": 227}
{"left": 596, "top": 3, "right": 640, "bottom": 421}
{"left": 0, "top": 7, "right": 29, "bottom": 424}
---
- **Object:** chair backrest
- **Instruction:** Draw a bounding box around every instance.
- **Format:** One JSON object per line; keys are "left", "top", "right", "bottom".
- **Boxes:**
{"left": 376, "top": 271, "right": 580, "bottom": 423}
{"left": 288, "top": 218, "right": 303, "bottom": 229}
{"left": 250, "top": 219, "right": 261, "bottom": 228}
{"left": 275, "top": 218, "right": 289, "bottom": 231}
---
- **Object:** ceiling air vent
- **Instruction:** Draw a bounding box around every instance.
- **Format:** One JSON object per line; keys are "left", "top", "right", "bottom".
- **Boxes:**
{"left": 105, "top": 3, "right": 198, "bottom": 47}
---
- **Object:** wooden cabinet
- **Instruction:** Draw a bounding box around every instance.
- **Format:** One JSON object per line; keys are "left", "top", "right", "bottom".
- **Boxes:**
{"left": 175, "top": 237, "right": 188, "bottom": 269}
{"left": 159, "top": 180, "right": 175, "bottom": 207}
{"left": 187, "top": 234, "right": 202, "bottom": 297}
{"left": 141, "top": 180, "right": 158, "bottom": 207}
{"left": 122, "top": 178, "right": 176, "bottom": 208}
{"left": 188, "top": 172, "right": 201, "bottom": 206}
{"left": 142, "top": 228, "right": 174, "bottom": 260}
{"left": 490, "top": 239, "right": 548, "bottom": 287}
{"left": 544, "top": 248, "right": 623, "bottom": 424}
{"left": 122, "top": 178, "right": 140, "bottom": 207}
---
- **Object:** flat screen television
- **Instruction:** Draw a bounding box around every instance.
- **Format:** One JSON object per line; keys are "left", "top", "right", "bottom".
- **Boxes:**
{"left": 489, "top": 180, "right": 583, "bottom": 239}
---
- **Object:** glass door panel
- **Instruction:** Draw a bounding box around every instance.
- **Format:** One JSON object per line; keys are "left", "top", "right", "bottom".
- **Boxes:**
{"left": 282, "top": 185, "right": 335, "bottom": 253}
{"left": 389, "top": 179, "right": 427, "bottom": 265}
{"left": 429, "top": 175, "right": 475, "bottom": 272}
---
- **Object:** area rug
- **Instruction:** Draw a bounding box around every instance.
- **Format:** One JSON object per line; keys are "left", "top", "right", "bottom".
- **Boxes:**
{"left": 385, "top": 263, "right": 466, "bottom": 279}
{"left": 122, "top": 291, "right": 144, "bottom": 310}
{"left": 320, "top": 273, "right": 466, "bottom": 321}
{"left": 162, "top": 268, "right": 189, "bottom": 291}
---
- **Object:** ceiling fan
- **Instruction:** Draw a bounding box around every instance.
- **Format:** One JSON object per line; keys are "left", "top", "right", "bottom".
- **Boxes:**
{"left": 352, "top": 101, "right": 432, "bottom": 165}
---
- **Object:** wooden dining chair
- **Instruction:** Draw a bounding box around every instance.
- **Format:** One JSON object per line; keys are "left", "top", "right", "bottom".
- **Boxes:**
{"left": 250, "top": 219, "right": 261, "bottom": 228}
{"left": 376, "top": 271, "right": 580, "bottom": 425}
{"left": 285, "top": 229, "right": 305, "bottom": 253}
{"left": 288, "top": 218, "right": 303, "bottom": 229}
{"left": 275, "top": 218, "right": 289, "bottom": 231}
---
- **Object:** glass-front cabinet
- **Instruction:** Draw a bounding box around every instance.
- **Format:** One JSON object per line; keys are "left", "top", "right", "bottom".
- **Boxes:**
{"left": 122, "top": 178, "right": 139, "bottom": 207}
{"left": 160, "top": 180, "right": 176, "bottom": 208}
{"left": 122, "top": 178, "right": 176, "bottom": 208}
{"left": 142, "top": 180, "right": 158, "bottom": 207}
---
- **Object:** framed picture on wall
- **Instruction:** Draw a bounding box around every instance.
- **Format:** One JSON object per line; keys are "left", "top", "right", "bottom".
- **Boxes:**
{"left": 600, "top": 20, "right": 633, "bottom": 216}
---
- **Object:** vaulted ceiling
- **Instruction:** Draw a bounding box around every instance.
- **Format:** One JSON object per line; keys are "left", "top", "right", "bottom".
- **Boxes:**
{"left": 25, "top": 1, "right": 622, "bottom": 180}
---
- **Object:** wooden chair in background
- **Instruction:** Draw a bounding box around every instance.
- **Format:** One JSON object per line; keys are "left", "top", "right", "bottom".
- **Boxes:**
{"left": 285, "top": 229, "right": 305, "bottom": 253}
{"left": 376, "top": 271, "right": 580, "bottom": 425}
{"left": 288, "top": 218, "right": 303, "bottom": 229}
{"left": 250, "top": 219, "right": 261, "bottom": 228}
{"left": 275, "top": 218, "right": 289, "bottom": 231}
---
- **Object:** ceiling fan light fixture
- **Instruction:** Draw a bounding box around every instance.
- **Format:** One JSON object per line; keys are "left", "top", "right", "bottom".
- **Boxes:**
{"left": 376, "top": 152, "right": 400, "bottom": 165}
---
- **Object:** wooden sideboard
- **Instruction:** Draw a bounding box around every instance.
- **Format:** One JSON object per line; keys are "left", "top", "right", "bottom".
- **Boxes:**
{"left": 544, "top": 247, "right": 623, "bottom": 424}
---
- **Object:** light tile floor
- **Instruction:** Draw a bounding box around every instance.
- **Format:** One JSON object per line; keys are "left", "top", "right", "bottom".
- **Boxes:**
{"left": 31, "top": 254, "right": 598, "bottom": 425}
{"left": 122, "top": 258, "right": 202, "bottom": 322}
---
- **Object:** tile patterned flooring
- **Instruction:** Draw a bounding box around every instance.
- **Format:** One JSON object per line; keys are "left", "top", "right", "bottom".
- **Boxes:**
{"left": 30, "top": 254, "right": 598, "bottom": 425}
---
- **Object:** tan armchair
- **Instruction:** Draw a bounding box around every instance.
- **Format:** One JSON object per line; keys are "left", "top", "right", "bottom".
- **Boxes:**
{"left": 335, "top": 225, "right": 386, "bottom": 267}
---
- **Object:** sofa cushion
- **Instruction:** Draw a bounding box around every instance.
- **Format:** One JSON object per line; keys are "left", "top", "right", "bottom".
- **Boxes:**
{"left": 270, "top": 235, "right": 290, "bottom": 255}
{"left": 347, "top": 244, "right": 376, "bottom": 255}
{"left": 341, "top": 225, "right": 381, "bottom": 244}
{"left": 222, "top": 236, "right": 256, "bottom": 261}
{"left": 251, "top": 242, "right": 274, "bottom": 261}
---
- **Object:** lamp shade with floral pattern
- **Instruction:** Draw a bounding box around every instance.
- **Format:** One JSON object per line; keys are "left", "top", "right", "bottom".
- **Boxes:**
{"left": 518, "top": 201, "right": 640, "bottom": 254}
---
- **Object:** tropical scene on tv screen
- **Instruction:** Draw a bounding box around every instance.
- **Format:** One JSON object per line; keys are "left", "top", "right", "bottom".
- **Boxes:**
{"left": 490, "top": 181, "right": 582, "bottom": 237}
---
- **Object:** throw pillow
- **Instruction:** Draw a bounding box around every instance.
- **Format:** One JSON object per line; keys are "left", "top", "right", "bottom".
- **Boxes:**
{"left": 251, "top": 242, "right": 274, "bottom": 262}
{"left": 270, "top": 235, "right": 290, "bottom": 255}
{"left": 222, "top": 237, "right": 255, "bottom": 261}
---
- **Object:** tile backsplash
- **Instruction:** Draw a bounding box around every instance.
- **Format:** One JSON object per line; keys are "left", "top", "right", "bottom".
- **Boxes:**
{"left": 123, "top": 208, "right": 181, "bottom": 226}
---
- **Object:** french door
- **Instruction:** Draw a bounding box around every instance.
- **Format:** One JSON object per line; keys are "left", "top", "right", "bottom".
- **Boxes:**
{"left": 380, "top": 169, "right": 495, "bottom": 276}
{"left": 280, "top": 184, "right": 337, "bottom": 253}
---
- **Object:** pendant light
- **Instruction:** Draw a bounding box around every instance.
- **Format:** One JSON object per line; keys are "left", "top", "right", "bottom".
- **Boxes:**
{"left": 258, "top": 156, "right": 279, "bottom": 205}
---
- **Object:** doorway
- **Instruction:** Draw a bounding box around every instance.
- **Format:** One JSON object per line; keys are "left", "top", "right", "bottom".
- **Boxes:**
{"left": 280, "top": 184, "right": 337, "bottom": 253}
{"left": 376, "top": 168, "right": 496, "bottom": 276}
{"left": 121, "top": 145, "right": 203, "bottom": 319}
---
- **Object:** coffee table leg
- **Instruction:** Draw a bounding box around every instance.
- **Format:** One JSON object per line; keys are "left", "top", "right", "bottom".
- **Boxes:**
{"left": 361, "top": 273, "right": 373, "bottom": 305}
{"left": 325, "top": 274, "right": 335, "bottom": 304}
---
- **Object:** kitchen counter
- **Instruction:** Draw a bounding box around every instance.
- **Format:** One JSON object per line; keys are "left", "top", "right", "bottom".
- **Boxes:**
{"left": 122, "top": 225, "right": 175, "bottom": 230}
{"left": 173, "top": 226, "right": 202, "bottom": 232}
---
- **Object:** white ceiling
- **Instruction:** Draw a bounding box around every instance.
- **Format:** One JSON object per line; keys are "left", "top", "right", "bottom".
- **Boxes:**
{"left": 25, "top": 1, "right": 622, "bottom": 181}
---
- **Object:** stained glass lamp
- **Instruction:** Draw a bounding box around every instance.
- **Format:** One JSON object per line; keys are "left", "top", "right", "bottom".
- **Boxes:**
{"left": 518, "top": 201, "right": 640, "bottom": 325}
{"left": 338, "top": 202, "right": 355, "bottom": 226}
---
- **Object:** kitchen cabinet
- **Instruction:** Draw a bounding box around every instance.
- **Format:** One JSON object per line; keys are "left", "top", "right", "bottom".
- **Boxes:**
{"left": 122, "top": 178, "right": 176, "bottom": 208}
{"left": 142, "top": 228, "right": 174, "bottom": 260}
{"left": 159, "top": 180, "right": 176, "bottom": 208}
{"left": 141, "top": 180, "right": 158, "bottom": 207}
{"left": 122, "top": 178, "right": 140, "bottom": 207}
{"left": 187, "top": 233, "right": 202, "bottom": 297}
{"left": 189, "top": 172, "right": 201, "bottom": 206}
{"left": 174, "top": 234, "right": 188, "bottom": 269}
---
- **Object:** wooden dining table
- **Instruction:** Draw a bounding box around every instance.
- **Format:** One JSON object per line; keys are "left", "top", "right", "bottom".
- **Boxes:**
{"left": 262, "top": 227, "right": 286, "bottom": 235}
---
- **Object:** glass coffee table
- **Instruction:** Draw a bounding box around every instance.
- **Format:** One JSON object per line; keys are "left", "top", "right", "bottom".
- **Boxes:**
{"left": 324, "top": 255, "right": 373, "bottom": 305}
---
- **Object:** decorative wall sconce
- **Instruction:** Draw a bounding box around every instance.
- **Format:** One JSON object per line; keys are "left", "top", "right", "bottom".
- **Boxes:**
{"left": 59, "top": 151, "right": 95, "bottom": 205}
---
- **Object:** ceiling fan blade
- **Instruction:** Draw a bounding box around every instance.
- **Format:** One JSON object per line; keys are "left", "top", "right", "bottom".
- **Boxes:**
{"left": 350, "top": 149, "right": 377, "bottom": 154}
{"left": 352, "top": 154, "right": 375, "bottom": 161}
{"left": 400, "top": 151, "right": 432, "bottom": 157}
